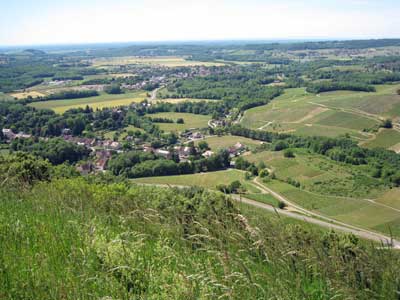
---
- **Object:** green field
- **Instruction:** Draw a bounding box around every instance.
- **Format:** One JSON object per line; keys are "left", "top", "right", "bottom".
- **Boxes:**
{"left": 0, "top": 92, "right": 14, "bottom": 101}
{"left": 29, "top": 91, "right": 147, "bottom": 114}
{"left": 133, "top": 169, "right": 259, "bottom": 193}
{"left": 195, "top": 135, "right": 262, "bottom": 151}
{"left": 148, "top": 112, "right": 210, "bottom": 132}
{"left": 101, "top": 125, "right": 145, "bottom": 141}
{"left": 262, "top": 180, "right": 400, "bottom": 238}
{"left": 246, "top": 149, "right": 386, "bottom": 199}
{"left": 241, "top": 85, "right": 400, "bottom": 147}
{"left": 362, "top": 129, "right": 400, "bottom": 150}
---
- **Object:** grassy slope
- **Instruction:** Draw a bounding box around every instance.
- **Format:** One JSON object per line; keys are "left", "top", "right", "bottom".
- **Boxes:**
{"left": 194, "top": 135, "right": 262, "bottom": 151}
{"left": 363, "top": 129, "right": 400, "bottom": 149}
{"left": 241, "top": 85, "right": 400, "bottom": 147}
{"left": 29, "top": 91, "right": 147, "bottom": 114}
{"left": 1, "top": 178, "right": 399, "bottom": 299}
{"left": 147, "top": 112, "right": 210, "bottom": 132}
{"left": 133, "top": 169, "right": 259, "bottom": 193}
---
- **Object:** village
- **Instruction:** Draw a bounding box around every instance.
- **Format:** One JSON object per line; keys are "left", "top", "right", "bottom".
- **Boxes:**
{"left": 2, "top": 124, "right": 247, "bottom": 175}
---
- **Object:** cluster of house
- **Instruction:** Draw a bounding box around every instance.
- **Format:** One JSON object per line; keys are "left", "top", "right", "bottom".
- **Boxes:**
{"left": 62, "top": 135, "right": 122, "bottom": 151}
{"left": 2, "top": 128, "right": 31, "bottom": 141}
{"left": 180, "top": 131, "right": 204, "bottom": 140}
{"left": 227, "top": 142, "right": 246, "bottom": 157}
{"left": 121, "top": 75, "right": 167, "bottom": 90}
{"left": 76, "top": 150, "right": 112, "bottom": 174}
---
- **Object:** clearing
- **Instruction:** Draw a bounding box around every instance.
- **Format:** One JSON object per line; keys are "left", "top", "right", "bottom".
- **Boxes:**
{"left": 194, "top": 135, "right": 262, "bottom": 151}
{"left": 147, "top": 112, "right": 210, "bottom": 132}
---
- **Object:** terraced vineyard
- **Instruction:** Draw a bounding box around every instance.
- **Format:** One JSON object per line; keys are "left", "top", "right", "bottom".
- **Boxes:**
{"left": 241, "top": 85, "right": 400, "bottom": 150}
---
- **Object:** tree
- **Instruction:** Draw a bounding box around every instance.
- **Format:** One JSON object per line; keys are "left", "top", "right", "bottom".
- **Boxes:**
{"left": 381, "top": 119, "right": 393, "bottom": 129}
{"left": 176, "top": 118, "right": 184, "bottom": 124}
{"left": 198, "top": 141, "right": 210, "bottom": 151}
{"left": 104, "top": 84, "right": 123, "bottom": 94}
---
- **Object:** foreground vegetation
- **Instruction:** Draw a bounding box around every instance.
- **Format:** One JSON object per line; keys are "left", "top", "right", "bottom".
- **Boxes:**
{"left": 0, "top": 154, "right": 400, "bottom": 299}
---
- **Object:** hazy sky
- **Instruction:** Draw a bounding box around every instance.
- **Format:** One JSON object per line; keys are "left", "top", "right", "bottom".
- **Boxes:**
{"left": 1, "top": 0, "right": 399, "bottom": 46}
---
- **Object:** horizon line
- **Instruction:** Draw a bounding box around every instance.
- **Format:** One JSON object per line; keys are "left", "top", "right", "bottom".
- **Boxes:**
{"left": 1, "top": 36, "right": 400, "bottom": 49}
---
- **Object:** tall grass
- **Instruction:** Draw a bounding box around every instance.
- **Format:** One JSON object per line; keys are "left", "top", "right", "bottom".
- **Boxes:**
{"left": 0, "top": 178, "right": 399, "bottom": 299}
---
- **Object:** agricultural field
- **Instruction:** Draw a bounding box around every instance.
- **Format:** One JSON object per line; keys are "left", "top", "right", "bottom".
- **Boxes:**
{"left": 261, "top": 179, "right": 400, "bottom": 238}
{"left": 362, "top": 129, "right": 400, "bottom": 150}
{"left": 92, "top": 56, "right": 224, "bottom": 68}
{"left": 147, "top": 112, "right": 210, "bottom": 132}
{"left": 194, "top": 135, "right": 262, "bottom": 151}
{"left": 0, "top": 92, "right": 14, "bottom": 101}
{"left": 8, "top": 91, "right": 46, "bottom": 99}
{"left": 241, "top": 85, "right": 400, "bottom": 148}
{"left": 246, "top": 149, "right": 386, "bottom": 199}
{"left": 29, "top": 91, "right": 147, "bottom": 114}
{"left": 133, "top": 169, "right": 259, "bottom": 193}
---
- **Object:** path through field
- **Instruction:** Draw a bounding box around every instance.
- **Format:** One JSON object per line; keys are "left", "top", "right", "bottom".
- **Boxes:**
{"left": 137, "top": 181, "right": 400, "bottom": 248}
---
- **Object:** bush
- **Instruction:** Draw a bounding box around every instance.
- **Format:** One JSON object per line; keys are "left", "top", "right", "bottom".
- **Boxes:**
{"left": 104, "top": 84, "right": 123, "bottom": 94}
{"left": 283, "top": 149, "right": 295, "bottom": 158}
{"left": 278, "top": 201, "right": 287, "bottom": 209}
{"left": 381, "top": 119, "right": 393, "bottom": 129}
{"left": 176, "top": 118, "right": 184, "bottom": 124}
{"left": 259, "top": 169, "right": 269, "bottom": 178}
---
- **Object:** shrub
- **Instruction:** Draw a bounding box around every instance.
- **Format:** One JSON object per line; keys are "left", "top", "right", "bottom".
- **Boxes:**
{"left": 259, "top": 169, "right": 269, "bottom": 178}
{"left": 283, "top": 149, "right": 295, "bottom": 158}
{"left": 104, "top": 84, "right": 123, "bottom": 94}
{"left": 278, "top": 201, "right": 287, "bottom": 209}
{"left": 381, "top": 119, "right": 393, "bottom": 129}
{"left": 176, "top": 118, "right": 184, "bottom": 124}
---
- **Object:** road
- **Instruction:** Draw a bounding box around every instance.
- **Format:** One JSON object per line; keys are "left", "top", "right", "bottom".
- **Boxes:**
{"left": 251, "top": 178, "right": 400, "bottom": 248}
{"left": 232, "top": 195, "right": 399, "bottom": 248}
{"left": 137, "top": 182, "right": 400, "bottom": 248}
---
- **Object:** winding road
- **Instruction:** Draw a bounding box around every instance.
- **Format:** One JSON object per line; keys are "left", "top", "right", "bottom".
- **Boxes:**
{"left": 137, "top": 181, "right": 400, "bottom": 249}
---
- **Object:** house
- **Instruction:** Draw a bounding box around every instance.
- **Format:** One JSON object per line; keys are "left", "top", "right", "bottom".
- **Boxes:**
{"left": 191, "top": 132, "right": 203, "bottom": 139}
{"left": 76, "top": 162, "right": 94, "bottom": 175}
{"left": 95, "top": 150, "right": 112, "bottom": 172}
{"left": 233, "top": 142, "right": 245, "bottom": 151}
{"left": 202, "top": 150, "right": 214, "bottom": 158}
{"left": 15, "top": 132, "right": 32, "bottom": 139}
{"left": 61, "top": 128, "right": 71, "bottom": 135}
{"left": 155, "top": 149, "right": 172, "bottom": 159}
{"left": 2, "top": 129, "right": 15, "bottom": 140}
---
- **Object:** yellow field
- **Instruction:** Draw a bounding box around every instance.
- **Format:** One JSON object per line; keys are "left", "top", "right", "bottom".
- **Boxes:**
{"left": 92, "top": 56, "right": 224, "bottom": 67}
{"left": 29, "top": 91, "right": 147, "bottom": 114}
{"left": 9, "top": 91, "right": 45, "bottom": 99}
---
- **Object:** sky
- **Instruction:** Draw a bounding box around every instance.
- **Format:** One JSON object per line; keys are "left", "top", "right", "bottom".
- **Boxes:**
{"left": 1, "top": 0, "right": 400, "bottom": 46}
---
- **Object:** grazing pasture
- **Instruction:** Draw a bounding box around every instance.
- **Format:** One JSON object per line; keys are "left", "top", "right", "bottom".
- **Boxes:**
{"left": 29, "top": 91, "right": 147, "bottom": 114}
